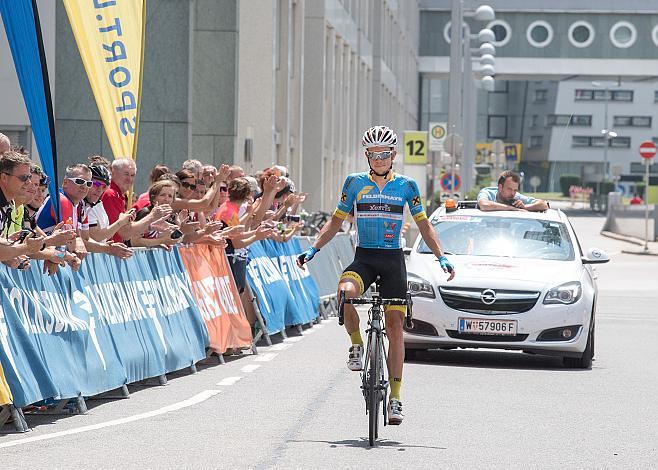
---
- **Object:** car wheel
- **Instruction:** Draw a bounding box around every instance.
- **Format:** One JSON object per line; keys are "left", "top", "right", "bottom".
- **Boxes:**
{"left": 563, "top": 317, "right": 594, "bottom": 369}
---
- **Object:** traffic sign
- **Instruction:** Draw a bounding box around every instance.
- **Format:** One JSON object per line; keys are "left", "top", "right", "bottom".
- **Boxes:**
{"left": 639, "top": 141, "right": 656, "bottom": 160}
{"left": 440, "top": 173, "right": 461, "bottom": 191}
{"left": 403, "top": 131, "right": 428, "bottom": 165}
{"left": 428, "top": 122, "right": 447, "bottom": 151}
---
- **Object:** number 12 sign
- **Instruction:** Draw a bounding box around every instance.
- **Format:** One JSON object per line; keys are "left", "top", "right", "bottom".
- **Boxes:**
{"left": 403, "top": 131, "right": 428, "bottom": 165}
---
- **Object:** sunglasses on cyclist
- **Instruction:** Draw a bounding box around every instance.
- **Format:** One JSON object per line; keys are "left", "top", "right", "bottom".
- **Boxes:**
{"left": 180, "top": 181, "right": 197, "bottom": 190}
{"left": 39, "top": 174, "right": 51, "bottom": 186}
{"left": 365, "top": 150, "right": 394, "bottom": 160}
{"left": 2, "top": 171, "right": 32, "bottom": 183}
{"left": 92, "top": 180, "right": 108, "bottom": 188}
{"left": 66, "top": 177, "right": 93, "bottom": 187}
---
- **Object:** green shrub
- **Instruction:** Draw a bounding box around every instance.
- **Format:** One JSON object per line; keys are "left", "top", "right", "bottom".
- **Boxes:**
{"left": 559, "top": 174, "right": 581, "bottom": 197}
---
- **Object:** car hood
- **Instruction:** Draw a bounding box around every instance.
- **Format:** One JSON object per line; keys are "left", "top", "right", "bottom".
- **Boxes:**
{"left": 408, "top": 253, "right": 582, "bottom": 290}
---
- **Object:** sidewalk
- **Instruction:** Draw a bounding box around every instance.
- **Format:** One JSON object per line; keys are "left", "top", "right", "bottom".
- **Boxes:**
{"left": 547, "top": 199, "right": 658, "bottom": 256}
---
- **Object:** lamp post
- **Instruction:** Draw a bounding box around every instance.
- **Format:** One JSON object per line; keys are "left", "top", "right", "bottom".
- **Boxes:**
{"left": 448, "top": 1, "right": 496, "bottom": 196}
{"left": 592, "top": 81, "right": 621, "bottom": 184}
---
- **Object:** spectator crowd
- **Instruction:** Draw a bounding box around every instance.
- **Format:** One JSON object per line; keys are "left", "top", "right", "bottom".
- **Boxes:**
{"left": 0, "top": 132, "right": 308, "bottom": 328}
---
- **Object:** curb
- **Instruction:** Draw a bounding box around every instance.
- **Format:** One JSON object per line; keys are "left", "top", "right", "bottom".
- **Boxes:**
{"left": 600, "top": 231, "right": 645, "bottom": 246}
{"left": 621, "top": 249, "right": 658, "bottom": 257}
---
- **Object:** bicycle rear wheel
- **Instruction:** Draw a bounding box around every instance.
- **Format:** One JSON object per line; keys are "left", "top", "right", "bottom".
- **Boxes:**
{"left": 368, "top": 332, "right": 381, "bottom": 446}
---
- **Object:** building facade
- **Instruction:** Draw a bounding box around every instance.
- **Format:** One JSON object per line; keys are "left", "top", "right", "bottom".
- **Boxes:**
{"left": 1, "top": 0, "right": 420, "bottom": 207}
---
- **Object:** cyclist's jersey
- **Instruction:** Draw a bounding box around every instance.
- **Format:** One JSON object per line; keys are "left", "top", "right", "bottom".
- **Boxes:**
{"left": 333, "top": 171, "right": 427, "bottom": 249}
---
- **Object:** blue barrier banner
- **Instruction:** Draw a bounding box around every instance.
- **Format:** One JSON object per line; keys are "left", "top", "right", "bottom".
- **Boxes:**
{"left": 245, "top": 241, "right": 289, "bottom": 334}
{"left": 0, "top": 0, "right": 60, "bottom": 217}
{"left": 265, "top": 239, "right": 320, "bottom": 325}
{"left": 0, "top": 249, "right": 208, "bottom": 407}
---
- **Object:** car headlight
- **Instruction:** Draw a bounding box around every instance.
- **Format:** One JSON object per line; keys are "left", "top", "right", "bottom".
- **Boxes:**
{"left": 543, "top": 281, "right": 581, "bottom": 305}
{"left": 407, "top": 275, "right": 435, "bottom": 299}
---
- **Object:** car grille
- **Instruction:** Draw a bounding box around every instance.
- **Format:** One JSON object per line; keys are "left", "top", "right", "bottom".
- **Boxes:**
{"left": 446, "top": 330, "right": 529, "bottom": 342}
{"left": 439, "top": 287, "right": 540, "bottom": 315}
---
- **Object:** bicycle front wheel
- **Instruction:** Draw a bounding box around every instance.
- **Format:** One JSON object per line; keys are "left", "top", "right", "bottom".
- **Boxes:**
{"left": 368, "top": 332, "right": 381, "bottom": 446}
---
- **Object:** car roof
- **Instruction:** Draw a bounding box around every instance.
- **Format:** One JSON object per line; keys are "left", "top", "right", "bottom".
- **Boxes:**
{"left": 428, "top": 205, "right": 568, "bottom": 223}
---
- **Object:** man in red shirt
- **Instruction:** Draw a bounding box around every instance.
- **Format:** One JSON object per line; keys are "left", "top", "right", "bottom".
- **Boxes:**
{"left": 102, "top": 158, "right": 135, "bottom": 242}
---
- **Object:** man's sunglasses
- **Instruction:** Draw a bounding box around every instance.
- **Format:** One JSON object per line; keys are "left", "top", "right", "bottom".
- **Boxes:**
{"left": 365, "top": 150, "right": 394, "bottom": 160}
{"left": 180, "top": 181, "right": 197, "bottom": 190}
{"left": 2, "top": 171, "right": 32, "bottom": 182}
{"left": 66, "top": 177, "right": 93, "bottom": 187}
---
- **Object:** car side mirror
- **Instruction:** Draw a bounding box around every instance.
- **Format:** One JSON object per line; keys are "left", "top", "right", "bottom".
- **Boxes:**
{"left": 403, "top": 247, "right": 412, "bottom": 256}
{"left": 581, "top": 247, "right": 610, "bottom": 264}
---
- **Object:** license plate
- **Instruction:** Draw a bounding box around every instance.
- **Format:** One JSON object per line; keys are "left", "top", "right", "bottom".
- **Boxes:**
{"left": 458, "top": 318, "right": 517, "bottom": 335}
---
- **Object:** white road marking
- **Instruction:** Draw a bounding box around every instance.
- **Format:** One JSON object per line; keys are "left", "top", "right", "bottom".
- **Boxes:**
{"left": 216, "top": 376, "right": 243, "bottom": 386}
{"left": 254, "top": 352, "right": 278, "bottom": 362}
{"left": 240, "top": 364, "right": 262, "bottom": 373}
{"left": 270, "top": 343, "right": 292, "bottom": 351}
{"left": 283, "top": 337, "right": 303, "bottom": 343}
{"left": 0, "top": 389, "right": 221, "bottom": 449}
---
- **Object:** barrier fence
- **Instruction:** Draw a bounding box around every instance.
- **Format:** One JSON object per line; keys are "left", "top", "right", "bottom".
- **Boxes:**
{"left": 0, "top": 234, "right": 355, "bottom": 432}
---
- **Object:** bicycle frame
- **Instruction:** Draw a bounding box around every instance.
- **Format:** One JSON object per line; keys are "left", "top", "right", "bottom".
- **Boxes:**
{"left": 338, "top": 282, "right": 413, "bottom": 446}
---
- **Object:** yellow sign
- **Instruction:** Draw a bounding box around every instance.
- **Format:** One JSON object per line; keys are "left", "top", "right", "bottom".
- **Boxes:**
{"left": 404, "top": 131, "right": 428, "bottom": 165}
{"left": 475, "top": 142, "right": 522, "bottom": 164}
{"left": 63, "top": 0, "right": 146, "bottom": 160}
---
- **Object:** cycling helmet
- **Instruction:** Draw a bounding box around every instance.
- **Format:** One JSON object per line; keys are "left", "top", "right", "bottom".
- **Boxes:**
{"left": 90, "top": 164, "right": 111, "bottom": 185}
{"left": 361, "top": 125, "right": 397, "bottom": 148}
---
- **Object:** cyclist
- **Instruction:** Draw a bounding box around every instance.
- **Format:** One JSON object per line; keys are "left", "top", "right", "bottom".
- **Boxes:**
{"left": 297, "top": 125, "right": 455, "bottom": 425}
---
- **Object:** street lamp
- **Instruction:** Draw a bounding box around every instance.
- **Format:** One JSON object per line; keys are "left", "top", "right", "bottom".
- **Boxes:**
{"left": 447, "top": 1, "right": 496, "bottom": 196}
{"left": 592, "top": 80, "right": 621, "bottom": 183}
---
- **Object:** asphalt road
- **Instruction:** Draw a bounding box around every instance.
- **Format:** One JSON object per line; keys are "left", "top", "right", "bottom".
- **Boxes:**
{"left": 1, "top": 212, "right": 656, "bottom": 469}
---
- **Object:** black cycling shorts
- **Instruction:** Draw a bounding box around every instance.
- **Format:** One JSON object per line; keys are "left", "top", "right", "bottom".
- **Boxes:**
{"left": 341, "top": 247, "right": 407, "bottom": 300}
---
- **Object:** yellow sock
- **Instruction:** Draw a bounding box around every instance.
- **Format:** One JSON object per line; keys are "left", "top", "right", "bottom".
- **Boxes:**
{"left": 349, "top": 330, "right": 363, "bottom": 345}
{"left": 390, "top": 378, "right": 402, "bottom": 400}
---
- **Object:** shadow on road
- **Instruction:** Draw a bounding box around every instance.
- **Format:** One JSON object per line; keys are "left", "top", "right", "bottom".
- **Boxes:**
{"left": 406, "top": 348, "right": 591, "bottom": 372}
{"left": 288, "top": 438, "right": 446, "bottom": 451}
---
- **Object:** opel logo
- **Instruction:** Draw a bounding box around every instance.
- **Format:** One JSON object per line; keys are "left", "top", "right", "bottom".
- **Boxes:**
{"left": 480, "top": 289, "right": 496, "bottom": 305}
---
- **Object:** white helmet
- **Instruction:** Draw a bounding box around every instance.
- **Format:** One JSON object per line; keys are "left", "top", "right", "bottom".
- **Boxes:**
{"left": 361, "top": 125, "right": 397, "bottom": 148}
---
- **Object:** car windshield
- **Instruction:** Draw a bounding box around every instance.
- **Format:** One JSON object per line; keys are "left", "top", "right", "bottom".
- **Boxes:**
{"left": 418, "top": 214, "right": 575, "bottom": 261}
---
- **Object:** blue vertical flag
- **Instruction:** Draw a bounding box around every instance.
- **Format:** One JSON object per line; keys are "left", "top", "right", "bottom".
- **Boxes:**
{"left": 0, "top": 0, "right": 60, "bottom": 218}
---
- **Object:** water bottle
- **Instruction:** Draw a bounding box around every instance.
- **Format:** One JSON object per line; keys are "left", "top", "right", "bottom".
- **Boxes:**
{"left": 57, "top": 217, "right": 74, "bottom": 257}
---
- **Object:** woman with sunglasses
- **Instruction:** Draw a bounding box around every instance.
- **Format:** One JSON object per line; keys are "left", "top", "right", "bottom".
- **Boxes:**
{"left": 296, "top": 125, "right": 457, "bottom": 426}
{"left": 170, "top": 164, "right": 231, "bottom": 215}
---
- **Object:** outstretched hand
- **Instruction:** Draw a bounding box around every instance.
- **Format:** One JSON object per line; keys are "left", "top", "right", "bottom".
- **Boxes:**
{"left": 438, "top": 255, "right": 455, "bottom": 281}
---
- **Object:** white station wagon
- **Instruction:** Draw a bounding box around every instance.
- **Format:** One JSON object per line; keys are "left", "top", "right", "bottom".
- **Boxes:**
{"left": 404, "top": 201, "right": 610, "bottom": 368}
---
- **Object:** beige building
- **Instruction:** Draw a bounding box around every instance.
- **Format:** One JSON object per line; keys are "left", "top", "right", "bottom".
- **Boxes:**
{"left": 236, "top": 0, "right": 420, "bottom": 211}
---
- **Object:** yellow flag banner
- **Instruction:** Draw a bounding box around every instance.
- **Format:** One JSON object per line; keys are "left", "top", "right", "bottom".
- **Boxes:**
{"left": 63, "top": 0, "right": 145, "bottom": 160}
{"left": 0, "top": 362, "right": 13, "bottom": 405}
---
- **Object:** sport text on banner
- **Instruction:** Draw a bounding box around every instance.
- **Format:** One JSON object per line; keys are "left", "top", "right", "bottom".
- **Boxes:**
{"left": 179, "top": 245, "right": 252, "bottom": 354}
{"left": 63, "top": 0, "right": 145, "bottom": 160}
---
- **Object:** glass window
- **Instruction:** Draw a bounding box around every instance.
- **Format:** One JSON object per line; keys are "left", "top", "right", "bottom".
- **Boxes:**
{"left": 486, "top": 20, "right": 512, "bottom": 47}
{"left": 568, "top": 21, "right": 595, "bottom": 48}
{"left": 487, "top": 115, "right": 507, "bottom": 139}
{"left": 610, "top": 21, "right": 637, "bottom": 49}
{"left": 593, "top": 90, "right": 609, "bottom": 101}
{"left": 654, "top": 91, "right": 658, "bottom": 102}
{"left": 571, "top": 115, "right": 592, "bottom": 126}
{"left": 527, "top": 20, "right": 553, "bottom": 48}
{"left": 575, "top": 89, "right": 593, "bottom": 101}
{"left": 591, "top": 137, "right": 606, "bottom": 147}
{"left": 572, "top": 136, "right": 590, "bottom": 147}
{"left": 610, "top": 137, "right": 630, "bottom": 148}
{"left": 419, "top": 217, "right": 575, "bottom": 261}
{"left": 533, "top": 89, "right": 547, "bottom": 102}
{"left": 530, "top": 115, "right": 539, "bottom": 127}
{"left": 529, "top": 136, "right": 543, "bottom": 148}
{"left": 612, "top": 90, "right": 633, "bottom": 101}
{"left": 613, "top": 116, "right": 632, "bottom": 126}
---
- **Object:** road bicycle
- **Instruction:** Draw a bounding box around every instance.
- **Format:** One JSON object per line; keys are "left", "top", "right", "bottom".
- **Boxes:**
{"left": 338, "top": 278, "right": 413, "bottom": 446}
